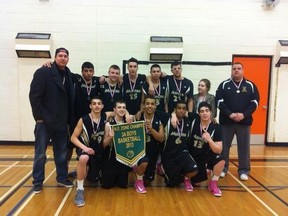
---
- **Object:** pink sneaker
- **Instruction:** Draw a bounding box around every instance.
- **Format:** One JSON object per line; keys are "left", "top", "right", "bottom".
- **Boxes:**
{"left": 134, "top": 179, "right": 146, "bottom": 194}
{"left": 156, "top": 163, "right": 165, "bottom": 176}
{"left": 208, "top": 180, "right": 222, "bottom": 197}
{"left": 184, "top": 178, "right": 193, "bottom": 192}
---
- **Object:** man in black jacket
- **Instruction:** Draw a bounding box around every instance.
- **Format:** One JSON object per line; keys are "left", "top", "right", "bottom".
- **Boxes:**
{"left": 215, "top": 62, "right": 259, "bottom": 181}
{"left": 29, "top": 47, "right": 75, "bottom": 193}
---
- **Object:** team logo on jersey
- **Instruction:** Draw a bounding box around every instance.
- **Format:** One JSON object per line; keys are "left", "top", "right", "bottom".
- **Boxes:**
{"left": 242, "top": 86, "right": 247, "bottom": 93}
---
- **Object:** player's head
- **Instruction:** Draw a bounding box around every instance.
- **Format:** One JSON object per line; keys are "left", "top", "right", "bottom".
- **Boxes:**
{"left": 127, "top": 57, "right": 138, "bottom": 75}
{"left": 171, "top": 61, "right": 182, "bottom": 78}
{"left": 113, "top": 100, "right": 126, "bottom": 117}
{"left": 198, "top": 101, "right": 212, "bottom": 121}
{"left": 108, "top": 64, "right": 120, "bottom": 83}
{"left": 175, "top": 100, "right": 187, "bottom": 119}
{"left": 150, "top": 64, "right": 161, "bottom": 80}
{"left": 81, "top": 61, "right": 95, "bottom": 82}
{"left": 89, "top": 96, "right": 103, "bottom": 113}
{"left": 144, "top": 96, "right": 157, "bottom": 114}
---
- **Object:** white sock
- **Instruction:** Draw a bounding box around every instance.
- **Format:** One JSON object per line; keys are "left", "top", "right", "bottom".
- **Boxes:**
{"left": 212, "top": 175, "right": 220, "bottom": 181}
{"left": 77, "top": 179, "right": 84, "bottom": 190}
{"left": 136, "top": 174, "right": 143, "bottom": 180}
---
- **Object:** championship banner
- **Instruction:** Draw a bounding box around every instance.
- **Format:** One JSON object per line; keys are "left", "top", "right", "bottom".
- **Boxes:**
{"left": 111, "top": 121, "right": 146, "bottom": 167}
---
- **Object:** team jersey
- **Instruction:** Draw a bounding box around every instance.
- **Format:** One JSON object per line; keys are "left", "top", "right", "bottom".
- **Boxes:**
{"left": 122, "top": 73, "right": 146, "bottom": 115}
{"left": 139, "top": 113, "right": 162, "bottom": 150}
{"left": 161, "top": 117, "right": 191, "bottom": 159}
{"left": 142, "top": 79, "right": 167, "bottom": 112}
{"left": 73, "top": 74, "right": 99, "bottom": 121}
{"left": 166, "top": 76, "right": 194, "bottom": 113}
{"left": 188, "top": 117, "right": 222, "bottom": 157}
{"left": 98, "top": 82, "right": 122, "bottom": 112}
{"left": 79, "top": 112, "right": 107, "bottom": 155}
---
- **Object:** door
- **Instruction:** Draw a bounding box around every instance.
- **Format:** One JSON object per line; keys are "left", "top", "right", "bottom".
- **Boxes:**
{"left": 232, "top": 55, "right": 272, "bottom": 144}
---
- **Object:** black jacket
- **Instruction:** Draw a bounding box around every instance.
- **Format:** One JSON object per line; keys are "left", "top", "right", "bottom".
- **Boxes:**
{"left": 29, "top": 62, "right": 75, "bottom": 131}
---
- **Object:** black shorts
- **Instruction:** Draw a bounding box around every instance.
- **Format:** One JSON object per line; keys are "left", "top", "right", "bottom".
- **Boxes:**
{"left": 191, "top": 150, "right": 224, "bottom": 183}
{"left": 76, "top": 149, "right": 102, "bottom": 183}
{"left": 162, "top": 151, "right": 198, "bottom": 187}
{"left": 102, "top": 156, "right": 130, "bottom": 189}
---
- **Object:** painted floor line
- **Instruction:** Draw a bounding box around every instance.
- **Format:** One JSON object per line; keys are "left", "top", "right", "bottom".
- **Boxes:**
{"left": 228, "top": 171, "right": 278, "bottom": 216}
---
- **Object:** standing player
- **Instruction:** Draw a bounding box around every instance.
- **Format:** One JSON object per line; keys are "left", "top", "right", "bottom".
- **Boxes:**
{"left": 188, "top": 102, "right": 225, "bottom": 197}
{"left": 99, "top": 65, "right": 122, "bottom": 112}
{"left": 71, "top": 96, "right": 107, "bottom": 207}
{"left": 122, "top": 57, "right": 146, "bottom": 117}
{"left": 166, "top": 62, "right": 194, "bottom": 113}
{"left": 161, "top": 101, "right": 198, "bottom": 191}
{"left": 142, "top": 64, "right": 167, "bottom": 112}
{"left": 133, "top": 96, "right": 165, "bottom": 193}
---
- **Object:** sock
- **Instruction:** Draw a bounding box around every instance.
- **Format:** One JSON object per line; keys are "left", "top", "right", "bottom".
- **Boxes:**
{"left": 77, "top": 179, "right": 84, "bottom": 190}
{"left": 136, "top": 174, "right": 143, "bottom": 180}
{"left": 212, "top": 175, "right": 220, "bottom": 181}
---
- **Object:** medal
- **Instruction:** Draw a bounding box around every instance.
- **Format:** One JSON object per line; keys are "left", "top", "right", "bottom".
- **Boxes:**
{"left": 231, "top": 78, "right": 243, "bottom": 95}
{"left": 91, "top": 133, "right": 97, "bottom": 141}
{"left": 176, "top": 120, "right": 184, "bottom": 145}
{"left": 173, "top": 77, "right": 182, "bottom": 93}
{"left": 108, "top": 82, "right": 116, "bottom": 103}
{"left": 90, "top": 114, "right": 101, "bottom": 141}
{"left": 175, "top": 137, "right": 182, "bottom": 144}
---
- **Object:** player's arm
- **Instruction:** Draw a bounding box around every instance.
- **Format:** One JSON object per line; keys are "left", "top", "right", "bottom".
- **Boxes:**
{"left": 149, "top": 123, "right": 165, "bottom": 143}
{"left": 103, "top": 122, "right": 114, "bottom": 147}
{"left": 71, "top": 118, "right": 95, "bottom": 155}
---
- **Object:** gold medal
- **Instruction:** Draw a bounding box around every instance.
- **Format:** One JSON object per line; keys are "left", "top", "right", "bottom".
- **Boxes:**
{"left": 175, "top": 137, "right": 182, "bottom": 144}
{"left": 91, "top": 133, "right": 97, "bottom": 141}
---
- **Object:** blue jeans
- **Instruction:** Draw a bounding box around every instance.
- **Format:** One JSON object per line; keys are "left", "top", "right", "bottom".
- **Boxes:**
{"left": 33, "top": 122, "right": 69, "bottom": 186}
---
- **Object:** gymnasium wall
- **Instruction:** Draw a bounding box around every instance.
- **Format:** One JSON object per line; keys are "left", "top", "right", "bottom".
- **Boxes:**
{"left": 0, "top": 0, "right": 287, "bottom": 143}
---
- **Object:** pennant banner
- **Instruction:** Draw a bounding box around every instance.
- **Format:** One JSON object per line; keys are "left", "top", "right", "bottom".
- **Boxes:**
{"left": 112, "top": 121, "right": 146, "bottom": 167}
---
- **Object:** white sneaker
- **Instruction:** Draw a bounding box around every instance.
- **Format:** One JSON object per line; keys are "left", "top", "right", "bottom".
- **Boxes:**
{"left": 220, "top": 172, "right": 226, "bottom": 178}
{"left": 240, "top": 174, "right": 248, "bottom": 181}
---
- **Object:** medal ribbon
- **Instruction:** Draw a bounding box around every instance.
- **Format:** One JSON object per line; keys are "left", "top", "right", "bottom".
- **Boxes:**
{"left": 90, "top": 114, "right": 101, "bottom": 135}
{"left": 177, "top": 120, "right": 184, "bottom": 139}
{"left": 231, "top": 78, "right": 243, "bottom": 92}
{"left": 108, "top": 83, "right": 116, "bottom": 99}
{"left": 153, "top": 82, "right": 161, "bottom": 96}
{"left": 128, "top": 75, "right": 137, "bottom": 92}
{"left": 144, "top": 114, "right": 154, "bottom": 133}
{"left": 173, "top": 77, "right": 182, "bottom": 93}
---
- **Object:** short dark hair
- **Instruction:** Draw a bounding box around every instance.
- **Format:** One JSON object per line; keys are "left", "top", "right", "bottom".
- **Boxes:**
{"left": 175, "top": 100, "right": 187, "bottom": 108}
{"left": 232, "top": 62, "right": 243, "bottom": 68}
{"left": 90, "top": 95, "right": 102, "bottom": 104}
{"left": 150, "top": 64, "right": 161, "bottom": 71}
{"left": 113, "top": 99, "right": 126, "bottom": 108}
{"left": 198, "top": 101, "right": 212, "bottom": 113}
{"left": 171, "top": 61, "right": 181, "bottom": 68}
{"left": 81, "top": 62, "right": 94, "bottom": 70}
{"left": 128, "top": 57, "right": 138, "bottom": 65}
{"left": 144, "top": 95, "right": 156, "bottom": 103}
{"left": 109, "top": 64, "right": 120, "bottom": 71}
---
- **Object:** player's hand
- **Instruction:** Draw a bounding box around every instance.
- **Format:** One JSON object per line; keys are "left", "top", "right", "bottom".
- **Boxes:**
{"left": 43, "top": 61, "right": 52, "bottom": 68}
{"left": 84, "top": 147, "right": 95, "bottom": 155}
{"left": 171, "top": 112, "right": 179, "bottom": 128}
{"left": 99, "top": 76, "right": 106, "bottom": 84}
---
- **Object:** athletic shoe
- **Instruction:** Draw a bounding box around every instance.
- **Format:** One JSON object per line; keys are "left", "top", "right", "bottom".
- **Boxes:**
{"left": 220, "top": 172, "right": 226, "bottom": 178}
{"left": 183, "top": 178, "right": 193, "bottom": 192}
{"left": 74, "top": 190, "right": 85, "bottom": 207}
{"left": 68, "top": 170, "right": 77, "bottom": 178}
{"left": 57, "top": 179, "right": 74, "bottom": 187}
{"left": 33, "top": 185, "right": 43, "bottom": 194}
{"left": 240, "top": 174, "right": 248, "bottom": 181}
{"left": 156, "top": 163, "right": 165, "bottom": 176}
{"left": 208, "top": 180, "right": 222, "bottom": 197}
{"left": 134, "top": 179, "right": 147, "bottom": 194}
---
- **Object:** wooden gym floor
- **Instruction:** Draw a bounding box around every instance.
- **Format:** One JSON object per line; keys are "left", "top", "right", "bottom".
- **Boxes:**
{"left": 0, "top": 145, "right": 288, "bottom": 216}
